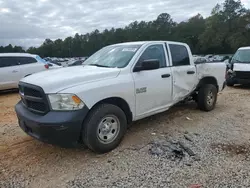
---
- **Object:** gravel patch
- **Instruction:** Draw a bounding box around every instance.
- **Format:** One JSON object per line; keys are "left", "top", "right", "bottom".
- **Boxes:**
{"left": 1, "top": 86, "right": 250, "bottom": 187}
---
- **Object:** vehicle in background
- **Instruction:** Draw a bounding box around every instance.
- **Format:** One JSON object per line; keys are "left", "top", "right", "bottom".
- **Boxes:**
{"left": 226, "top": 46, "right": 250, "bottom": 86}
{"left": 68, "top": 60, "right": 84, "bottom": 67}
{"left": 0, "top": 53, "right": 49, "bottom": 91}
{"left": 47, "top": 62, "right": 63, "bottom": 69}
{"left": 15, "top": 41, "right": 226, "bottom": 153}
{"left": 43, "top": 58, "right": 63, "bottom": 68}
{"left": 213, "top": 55, "right": 230, "bottom": 62}
{"left": 193, "top": 56, "right": 207, "bottom": 64}
{"left": 213, "top": 55, "right": 224, "bottom": 62}
{"left": 59, "top": 60, "right": 84, "bottom": 67}
{"left": 204, "top": 54, "right": 214, "bottom": 62}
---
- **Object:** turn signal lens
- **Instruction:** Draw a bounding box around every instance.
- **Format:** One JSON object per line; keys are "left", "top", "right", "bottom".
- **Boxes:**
{"left": 72, "top": 95, "right": 81, "bottom": 104}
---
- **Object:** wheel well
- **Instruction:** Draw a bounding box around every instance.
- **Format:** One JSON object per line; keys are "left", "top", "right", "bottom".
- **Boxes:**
{"left": 24, "top": 74, "right": 32, "bottom": 77}
{"left": 196, "top": 77, "right": 218, "bottom": 91}
{"left": 91, "top": 97, "right": 133, "bottom": 124}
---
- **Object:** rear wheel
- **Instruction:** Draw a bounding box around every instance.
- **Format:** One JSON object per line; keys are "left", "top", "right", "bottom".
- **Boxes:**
{"left": 82, "top": 103, "right": 127, "bottom": 153}
{"left": 197, "top": 84, "right": 217, "bottom": 111}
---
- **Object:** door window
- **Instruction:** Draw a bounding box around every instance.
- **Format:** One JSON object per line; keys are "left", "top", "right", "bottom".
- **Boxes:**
{"left": 137, "top": 44, "right": 166, "bottom": 68}
{"left": 17, "top": 57, "right": 37, "bottom": 65}
{"left": 169, "top": 44, "right": 190, "bottom": 66}
{"left": 0, "top": 57, "right": 18, "bottom": 68}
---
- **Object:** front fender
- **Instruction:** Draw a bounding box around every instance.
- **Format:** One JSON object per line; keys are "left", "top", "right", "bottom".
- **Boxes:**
{"left": 60, "top": 74, "right": 136, "bottom": 119}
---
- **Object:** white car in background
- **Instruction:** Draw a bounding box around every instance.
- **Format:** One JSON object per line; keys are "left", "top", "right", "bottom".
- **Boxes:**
{"left": 0, "top": 53, "right": 49, "bottom": 91}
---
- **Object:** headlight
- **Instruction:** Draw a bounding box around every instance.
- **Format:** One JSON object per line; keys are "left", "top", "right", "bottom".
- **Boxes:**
{"left": 48, "top": 94, "right": 84, "bottom": 111}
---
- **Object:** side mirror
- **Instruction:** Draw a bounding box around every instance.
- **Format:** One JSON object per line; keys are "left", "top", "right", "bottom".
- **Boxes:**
{"left": 228, "top": 57, "right": 232, "bottom": 63}
{"left": 134, "top": 59, "right": 160, "bottom": 72}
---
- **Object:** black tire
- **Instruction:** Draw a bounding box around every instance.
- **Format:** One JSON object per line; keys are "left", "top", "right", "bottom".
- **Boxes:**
{"left": 197, "top": 84, "right": 218, "bottom": 111}
{"left": 82, "top": 103, "right": 127, "bottom": 153}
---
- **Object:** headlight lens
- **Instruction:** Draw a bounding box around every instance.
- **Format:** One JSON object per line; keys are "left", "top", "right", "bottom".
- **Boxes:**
{"left": 48, "top": 94, "right": 84, "bottom": 111}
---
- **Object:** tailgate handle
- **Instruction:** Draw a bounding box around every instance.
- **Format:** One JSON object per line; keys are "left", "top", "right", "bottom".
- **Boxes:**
{"left": 187, "top": 71, "right": 195, "bottom": 74}
{"left": 161, "top": 74, "right": 171, "bottom": 78}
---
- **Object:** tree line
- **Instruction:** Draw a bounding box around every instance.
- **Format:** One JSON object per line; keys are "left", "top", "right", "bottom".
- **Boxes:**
{"left": 1, "top": 0, "right": 249, "bottom": 57}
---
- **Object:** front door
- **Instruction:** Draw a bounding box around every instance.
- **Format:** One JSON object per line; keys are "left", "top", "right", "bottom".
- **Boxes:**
{"left": 132, "top": 43, "right": 173, "bottom": 118}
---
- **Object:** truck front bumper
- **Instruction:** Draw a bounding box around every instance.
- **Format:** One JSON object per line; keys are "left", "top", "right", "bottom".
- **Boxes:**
{"left": 226, "top": 70, "right": 250, "bottom": 85}
{"left": 227, "top": 77, "right": 250, "bottom": 85}
{"left": 15, "top": 101, "right": 89, "bottom": 147}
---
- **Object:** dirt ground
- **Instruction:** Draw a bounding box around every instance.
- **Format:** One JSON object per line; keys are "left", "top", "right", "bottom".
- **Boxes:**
{"left": 0, "top": 86, "right": 250, "bottom": 188}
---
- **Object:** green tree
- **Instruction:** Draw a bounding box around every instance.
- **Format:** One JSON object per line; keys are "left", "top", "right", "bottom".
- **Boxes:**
{"left": 3, "top": 0, "right": 249, "bottom": 57}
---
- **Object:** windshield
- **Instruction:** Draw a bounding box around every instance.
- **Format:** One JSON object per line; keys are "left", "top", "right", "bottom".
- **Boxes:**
{"left": 83, "top": 44, "right": 141, "bottom": 68}
{"left": 231, "top": 49, "right": 250, "bottom": 64}
{"left": 36, "top": 55, "right": 47, "bottom": 64}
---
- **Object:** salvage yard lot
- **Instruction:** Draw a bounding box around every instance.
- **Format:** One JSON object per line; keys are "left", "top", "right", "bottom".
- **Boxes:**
{"left": 0, "top": 86, "right": 250, "bottom": 188}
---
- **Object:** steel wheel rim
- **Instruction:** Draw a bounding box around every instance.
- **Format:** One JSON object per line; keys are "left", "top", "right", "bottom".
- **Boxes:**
{"left": 97, "top": 115, "right": 120, "bottom": 144}
{"left": 207, "top": 90, "right": 214, "bottom": 106}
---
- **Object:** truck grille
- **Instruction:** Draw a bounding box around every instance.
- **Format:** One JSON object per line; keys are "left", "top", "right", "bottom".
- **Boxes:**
{"left": 235, "top": 71, "right": 250, "bottom": 80}
{"left": 19, "top": 83, "right": 49, "bottom": 114}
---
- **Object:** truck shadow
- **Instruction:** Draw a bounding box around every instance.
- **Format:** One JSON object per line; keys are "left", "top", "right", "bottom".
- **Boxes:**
{"left": 128, "top": 101, "right": 198, "bottom": 132}
{"left": 0, "top": 89, "right": 19, "bottom": 96}
{"left": 230, "top": 84, "right": 250, "bottom": 90}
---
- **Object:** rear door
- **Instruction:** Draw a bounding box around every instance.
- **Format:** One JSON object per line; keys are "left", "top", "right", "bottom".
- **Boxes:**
{"left": 166, "top": 42, "right": 197, "bottom": 102}
{"left": 0, "top": 57, "right": 21, "bottom": 90}
{"left": 18, "top": 56, "right": 45, "bottom": 77}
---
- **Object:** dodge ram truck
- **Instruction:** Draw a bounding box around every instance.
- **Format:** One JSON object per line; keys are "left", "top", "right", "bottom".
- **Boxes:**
{"left": 15, "top": 41, "right": 226, "bottom": 153}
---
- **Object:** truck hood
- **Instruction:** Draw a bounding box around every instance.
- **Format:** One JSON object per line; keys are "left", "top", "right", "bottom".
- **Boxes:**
{"left": 233, "top": 63, "right": 250, "bottom": 71}
{"left": 21, "top": 66, "right": 120, "bottom": 93}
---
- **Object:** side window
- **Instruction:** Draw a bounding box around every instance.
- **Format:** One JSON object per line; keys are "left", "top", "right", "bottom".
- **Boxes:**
{"left": 18, "top": 57, "right": 37, "bottom": 65}
{"left": 137, "top": 44, "right": 166, "bottom": 68}
{"left": 169, "top": 44, "right": 190, "bottom": 66}
{"left": 0, "top": 57, "right": 18, "bottom": 68}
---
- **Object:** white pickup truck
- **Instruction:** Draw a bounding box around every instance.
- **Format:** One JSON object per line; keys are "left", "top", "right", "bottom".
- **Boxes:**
{"left": 15, "top": 41, "right": 226, "bottom": 153}
{"left": 226, "top": 46, "right": 250, "bottom": 86}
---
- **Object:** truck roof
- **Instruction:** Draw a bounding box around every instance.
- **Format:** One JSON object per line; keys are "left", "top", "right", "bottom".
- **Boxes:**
{"left": 0, "top": 53, "right": 39, "bottom": 58}
{"left": 238, "top": 46, "right": 250, "bottom": 50}
{"left": 112, "top": 41, "right": 188, "bottom": 46}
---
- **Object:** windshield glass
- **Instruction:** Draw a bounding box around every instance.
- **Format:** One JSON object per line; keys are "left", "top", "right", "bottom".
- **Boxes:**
{"left": 36, "top": 55, "right": 47, "bottom": 63}
{"left": 83, "top": 44, "right": 141, "bottom": 68}
{"left": 231, "top": 49, "right": 250, "bottom": 64}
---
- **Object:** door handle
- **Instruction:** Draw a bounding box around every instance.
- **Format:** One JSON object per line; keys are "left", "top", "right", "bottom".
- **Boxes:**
{"left": 161, "top": 74, "right": 171, "bottom": 78}
{"left": 12, "top": 70, "right": 18, "bottom": 73}
{"left": 187, "top": 71, "right": 195, "bottom": 74}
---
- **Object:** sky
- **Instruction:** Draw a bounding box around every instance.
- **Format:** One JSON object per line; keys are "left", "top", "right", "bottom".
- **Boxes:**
{"left": 0, "top": 0, "right": 249, "bottom": 48}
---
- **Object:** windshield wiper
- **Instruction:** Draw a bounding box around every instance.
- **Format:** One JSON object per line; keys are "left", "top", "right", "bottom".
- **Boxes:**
{"left": 86, "top": 64, "right": 111, "bottom": 68}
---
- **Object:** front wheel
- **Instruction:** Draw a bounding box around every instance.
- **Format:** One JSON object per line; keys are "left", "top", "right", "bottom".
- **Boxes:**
{"left": 197, "top": 84, "right": 218, "bottom": 111}
{"left": 82, "top": 104, "right": 127, "bottom": 153}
